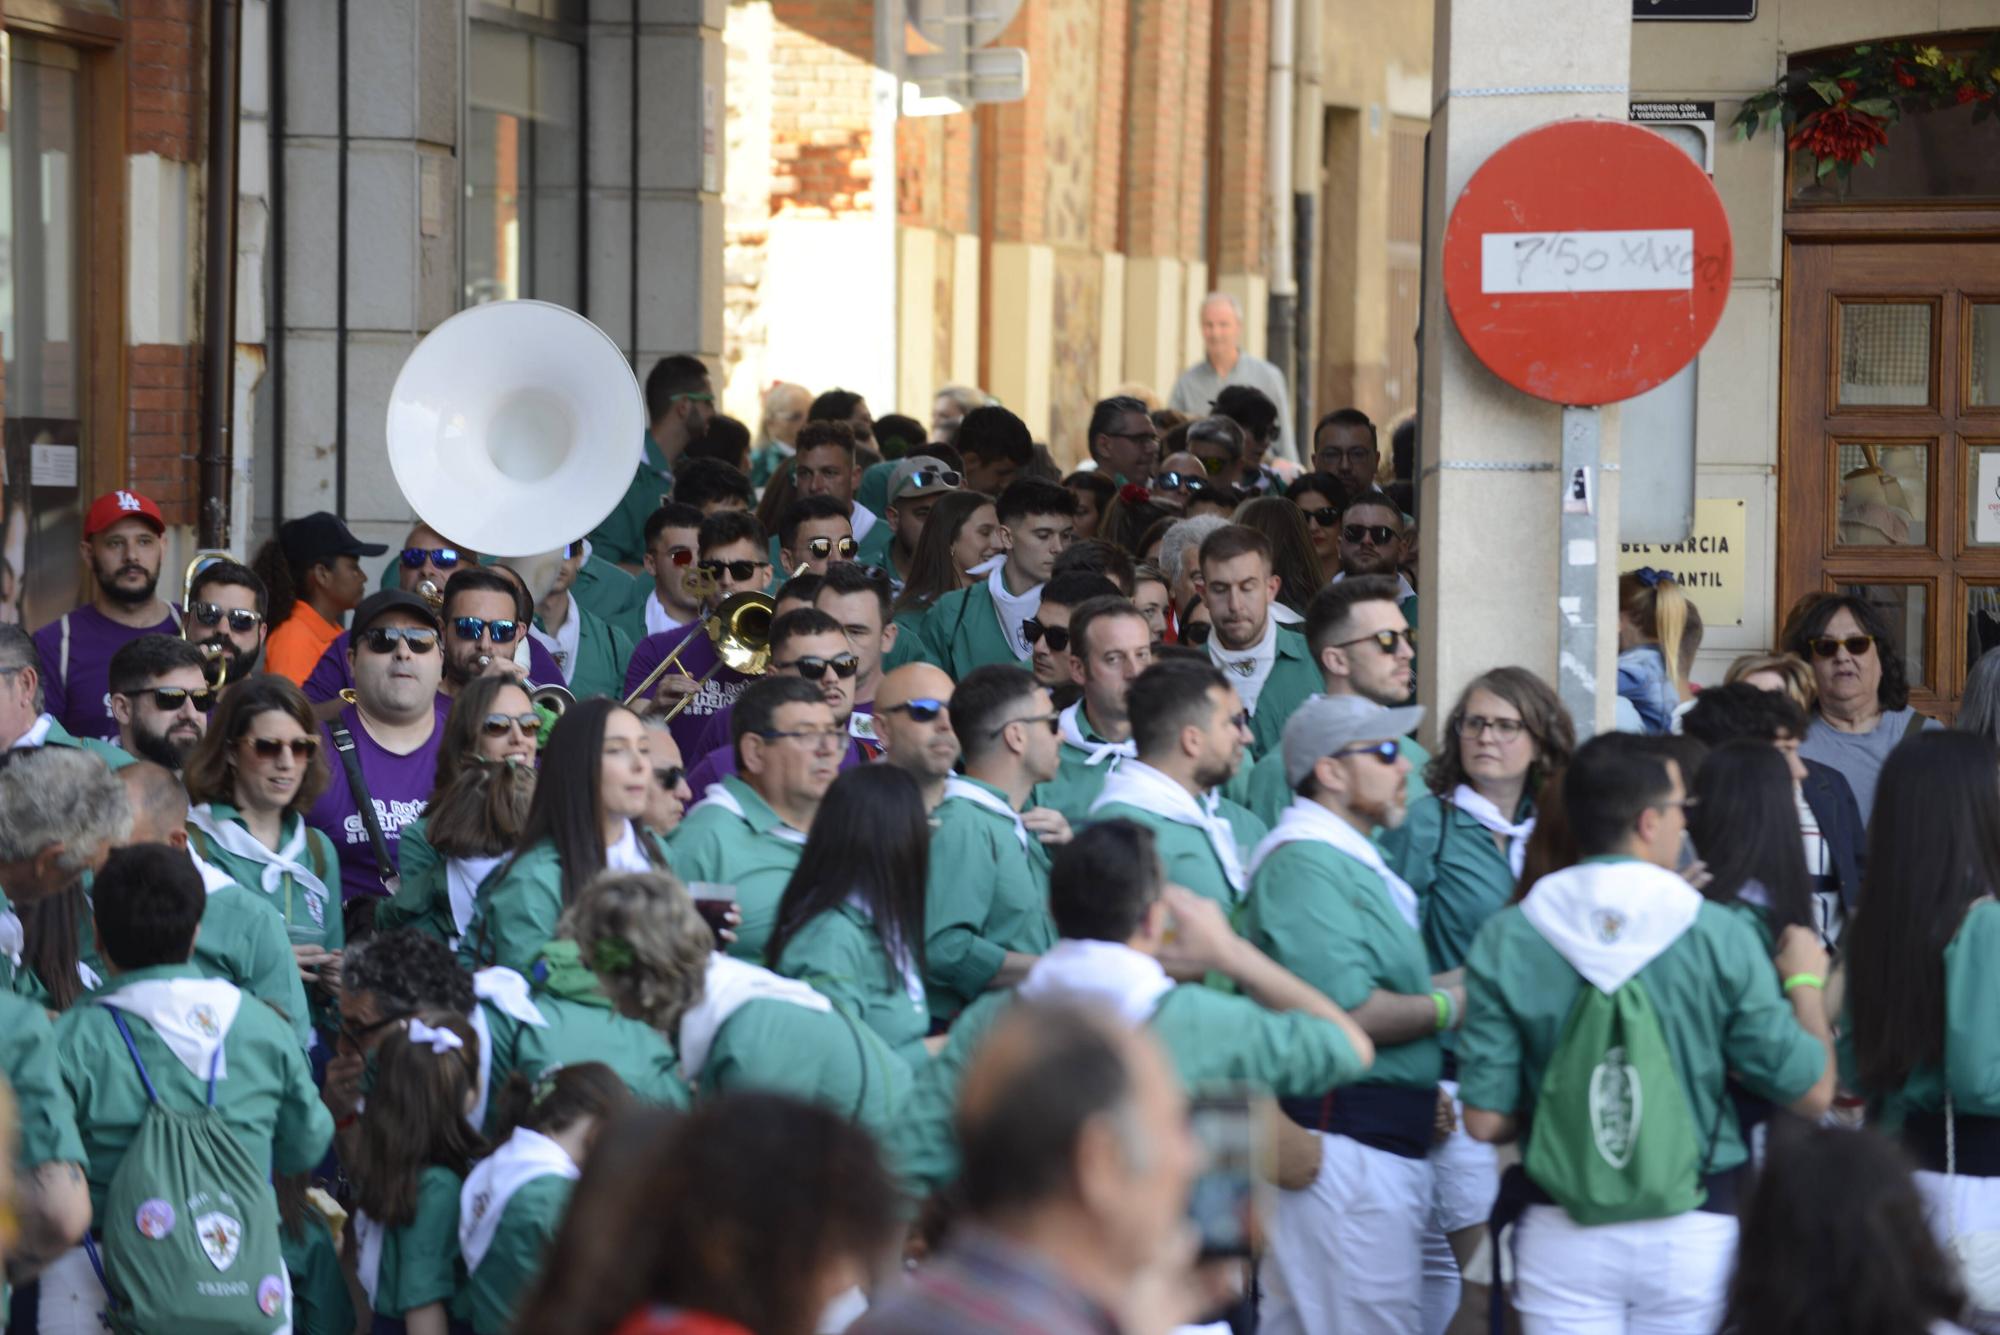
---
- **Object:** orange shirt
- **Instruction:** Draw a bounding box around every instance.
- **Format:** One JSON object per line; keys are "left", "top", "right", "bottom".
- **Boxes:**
{"left": 265, "top": 601, "right": 343, "bottom": 685}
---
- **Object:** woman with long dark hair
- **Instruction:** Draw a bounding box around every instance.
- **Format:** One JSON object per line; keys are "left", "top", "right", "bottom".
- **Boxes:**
{"left": 882, "top": 490, "right": 1003, "bottom": 672}
{"left": 379, "top": 676, "right": 540, "bottom": 948}
{"left": 1232, "top": 495, "right": 1326, "bottom": 616}
{"left": 1843, "top": 731, "right": 2000, "bottom": 1326}
{"left": 1688, "top": 738, "right": 1816, "bottom": 953}
{"left": 458, "top": 697, "right": 664, "bottom": 972}
{"left": 768, "top": 766, "right": 932, "bottom": 1067}
{"left": 1286, "top": 470, "right": 1348, "bottom": 575}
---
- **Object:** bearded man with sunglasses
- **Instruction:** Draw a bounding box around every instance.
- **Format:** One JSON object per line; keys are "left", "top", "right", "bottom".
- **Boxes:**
{"left": 107, "top": 636, "right": 214, "bottom": 771}
{"left": 682, "top": 608, "right": 872, "bottom": 793}
{"left": 1333, "top": 489, "right": 1420, "bottom": 627}
{"left": 184, "top": 559, "right": 267, "bottom": 688}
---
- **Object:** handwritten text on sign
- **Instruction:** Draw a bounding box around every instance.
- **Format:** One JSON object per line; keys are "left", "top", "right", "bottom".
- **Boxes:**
{"left": 1481, "top": 229, "right": 1697, "bottom": 295}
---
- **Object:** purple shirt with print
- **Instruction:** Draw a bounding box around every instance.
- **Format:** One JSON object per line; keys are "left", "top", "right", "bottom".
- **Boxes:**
{"left": 32, "top": 603, "right": 182, "bottom": 741}
{"left": 302, "top": 629, "right": 564, "bottom": 704}
{"left": 623, "top": 622, "right": 755, "bottom": 758}
{"left": 305, "top": 700, "right": 448, "bottom": 902}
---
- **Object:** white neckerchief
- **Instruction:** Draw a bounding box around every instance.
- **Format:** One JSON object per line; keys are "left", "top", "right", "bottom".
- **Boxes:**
{"left": 1059, "top": 701, "right": 1135, "bottom": 768}
{"left": 1250, "top": 796, "right": 1419, "bottom": 930}
{"left": 986, "top": 562, "right": 1042, "bottom": 661}
{"left": 468, "top": 966, "right": 553, "bottom": 1135}
{"left": 696, "top": 782, "right": 809, "bottom": 846}
{"left": 677, "top": 954, "right": 832, "bottom": 1081}
{"left": 355, "top": 1211, "right": 387, "bottom": 1305}
{"left": 459, "top": 1128, "right": 579, "bottom": 1273}
{"left": 187, "top": 806, "right": 335, "bottom": 909}
{"left": 1017, "top": 940, "right": 1174, "bottom": 1027}
{"left": 1519, "top": 860, "right": 1702, "bottom": 994}
{"left": 849, "top": 501, "right": 879, "bottom": 545}
{"left": 604, "top": 819, "right": 653, "bottom": 874}
{"left": 77, "top": 959, "right": 102, "bottom": 992}
{"left": 1450, "top": 785, "right": 1536, "bottom": 879}
{"left": 0, "top": 912, "right": 20, "bottom": 969}
{"left": 644, "top": 591, "right": 697, "bottom": 640}
{"left": 527, "top": 595, "right": 582, "bottom": 685}
{"left": 1207, "top": 613, "right": 1280, "bottom": 715}
{"left": 1091, "top": 761, "right": 1245, "bottom": 896}
{"left": 11, "top": 714, "right": 53, "bottom": 749}
{"left": 944, "top": 775, "right": 1029, "bottom": 851}
{"left": 99, "top": 977, "right": 243, "bottom": 1080}
{"left": 843, "top": 894, "right": 925, "bottom": 1004}
{"left": 447, "top": 854, "right": 507, "bottom": 942}
{"left": 187, "top": 846, "right": 239, "bottom": 897}
{"left": 1271, "top": 602, "right": 1305, "bottom": 626}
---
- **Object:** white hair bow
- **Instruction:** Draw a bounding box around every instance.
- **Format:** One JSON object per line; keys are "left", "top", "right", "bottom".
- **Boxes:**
{"left": 407, "top": 1019, "right": 465, "bottom": 1055}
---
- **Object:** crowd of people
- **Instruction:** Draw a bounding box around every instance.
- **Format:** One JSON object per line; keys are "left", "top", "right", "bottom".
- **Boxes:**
{"left": 0, "top": 345, "right": 1993, "bottom": 1335}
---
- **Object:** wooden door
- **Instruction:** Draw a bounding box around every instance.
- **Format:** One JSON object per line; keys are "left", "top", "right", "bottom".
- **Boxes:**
{"left": 1781, "top": 239, "right": 2000, "bottom": 714}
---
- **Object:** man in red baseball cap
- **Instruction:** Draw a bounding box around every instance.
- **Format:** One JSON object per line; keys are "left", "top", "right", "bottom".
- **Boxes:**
{"left": 30, "top": 489, "right": 183, "bottom": 743}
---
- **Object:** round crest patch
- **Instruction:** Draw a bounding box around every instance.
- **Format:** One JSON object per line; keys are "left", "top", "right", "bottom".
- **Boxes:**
{"left": 135, "top": 1198, "right": 175, "bottom": 1239}
{"left": 258, "top": 1274, "right": 285, "bottom": 1316}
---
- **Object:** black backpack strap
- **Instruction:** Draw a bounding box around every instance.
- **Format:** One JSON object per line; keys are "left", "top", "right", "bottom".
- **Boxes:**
{"left": 329, "top": 722, "right": 396, "bottom": 887}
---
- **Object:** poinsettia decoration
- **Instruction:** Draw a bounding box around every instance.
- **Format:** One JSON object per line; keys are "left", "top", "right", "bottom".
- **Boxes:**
{"left": 1734, "top": 35, "right": 2000, "bottom": 182}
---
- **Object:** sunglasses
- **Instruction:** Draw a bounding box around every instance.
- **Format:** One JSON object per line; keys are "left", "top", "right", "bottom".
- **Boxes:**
{"left": 133, "top": 686, "right": 218, "bottom": 713}
{"left": 903, "top": 467, "right": 963, "bottom": 490}
{"left": 190, "top": 601, "right": 264, "bottom": 632}
{"left": 481, "top": 712, "right": 542, "bottom": 738}
{"left": 699, "top": 558, "right": 767, "bottom": 582}
{"left": 1151, "top": 471, "right": 1197, "bottom": 493}
{"left": 1187, "top": 482, "right": 1240, "bottom": 505}
{"left": 658, "top": 546, "right": 696, "bottom": 568}
{"left": 1808, "top": 634, "right": 1874, "bottom": 659}
{"left": 653, "top": 765, "right": 686, "bottom": 790}
{"left": 803, "top": 536, "right": 859, "bottom": 561}
{"left": 775, "top": 652, "right": 860, "bottom": 680}
{"left": 1334, "top": 628, "right": 1413, "bottom": 654}
{"left": 400, "top": 547, "right": 462, "bottom": 569}
{"left": 988, "top": 713, "right": 1062, "bottom": 739}
{"left": 360, "top": 626, "right": 440, "bottom": 655}
{"left": 881, "top": 697, "right": 948, "bottom": 723}
{"left": 1181, "top": 621, "right": 1214, "bottom": 647}
{"left": 244, "top": 736, "right": 318, "bottom": 761}
{"left": 1333, "top": 740, "right": 1402, "bottom": 765}
{"left": 1023, "top": 619, "right": 1070, "bottom": 653}
{"left": 453, "top": 617, "right": 522, "bottom": 645}
{"left": 1299, "top": 507, "right": 1340, "bottom": 529}
{"left": 1342, "top": 524, "right": 1400, "bottom": 546}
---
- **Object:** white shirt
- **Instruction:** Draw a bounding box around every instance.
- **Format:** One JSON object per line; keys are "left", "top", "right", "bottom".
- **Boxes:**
{"left": 528, "top": 595, "right": 582, "bottom": 684}
{"left": 644, "top": 591, "right": 697, "bottom": 640}
{"left": 1208, "top": 614, "right": 1280, "bottom": 715}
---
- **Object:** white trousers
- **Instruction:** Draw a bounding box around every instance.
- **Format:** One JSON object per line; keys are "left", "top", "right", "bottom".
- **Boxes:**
{"left": 1262, "top": 1131, "right": 1434, "bottom": 1335}
{"left": 35, "top": 1241, "right": 295, "bottom": 1335}
{"left": 1917, "top": 1169, "right": 2000, "bottom": 1328}
{"left": 1510, "top": 1205, "right": 1737, "bottom": 1335}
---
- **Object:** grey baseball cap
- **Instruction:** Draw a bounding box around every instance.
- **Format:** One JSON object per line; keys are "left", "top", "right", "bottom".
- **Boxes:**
{"left": 1282, "top": 693, "right": 1425, "bottom": 790}
{"left": 887, "top": 455, "right": 962, "bottom": 504}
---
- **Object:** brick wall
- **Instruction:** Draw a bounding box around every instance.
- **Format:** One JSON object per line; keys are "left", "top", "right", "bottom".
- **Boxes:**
{"left": 128, "top": 344, "right": 200, "bottom": 520}
{"left": 769, "top": 0, "right": 876, "bottom": 219}
{"left": 987, "top": 0, "right": 1048, "bottom": 244}
{"left": 131, "top": 0, "right": 200, "bottom": 163}
{"left": 1124, "top": 0, "right": 1204, "bottom": 260}
{"left": 1208, "top": 0, "right": 1269, "bottom": 274}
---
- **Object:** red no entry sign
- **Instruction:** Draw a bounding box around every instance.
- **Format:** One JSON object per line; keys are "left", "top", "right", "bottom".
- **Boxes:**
{"left": 1442, "top": 119, "right": 1733, "bottom": 406}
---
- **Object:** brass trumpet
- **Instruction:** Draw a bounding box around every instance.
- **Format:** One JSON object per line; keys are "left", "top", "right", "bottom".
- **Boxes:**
{"left": 194, "top": 640, "right": 230, "bottom": 688}
{"left": 622, "top": 591, "right": 775, "bottom": 721}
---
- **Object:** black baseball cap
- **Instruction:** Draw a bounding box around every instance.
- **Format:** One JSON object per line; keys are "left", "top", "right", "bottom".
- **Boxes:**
{"left": 350, "top": 589, "right": 439, "bottom": 638}
{"left": 279, "top": 512, "right": 389, "bottom": 566}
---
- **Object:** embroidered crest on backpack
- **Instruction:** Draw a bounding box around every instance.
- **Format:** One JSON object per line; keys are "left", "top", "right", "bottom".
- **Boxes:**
{"left": 196, "top": 1212, "right": 242, "bottom": 1271}
{"left": 1588, "top": 1045, "right": 1642, "bottom": 1169}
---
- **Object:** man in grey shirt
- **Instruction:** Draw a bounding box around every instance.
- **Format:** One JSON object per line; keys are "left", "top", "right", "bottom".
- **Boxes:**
{"left": 1170, "top": 292, "right": 1296, "bottom": 464}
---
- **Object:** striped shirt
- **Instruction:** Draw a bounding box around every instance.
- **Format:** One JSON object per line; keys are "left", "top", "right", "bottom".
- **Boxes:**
{"left": 853, "top": 1227, "right": 1120, "bottom": 1335}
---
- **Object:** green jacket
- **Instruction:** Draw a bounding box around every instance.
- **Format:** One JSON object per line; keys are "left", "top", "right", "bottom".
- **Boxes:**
{"left": 667, "top": 777, "right": 808, "bottom": 964}
{"left": 375, "top": 817, "right": 459, "bottom": 946}
{"left": 281, "top": 1208, "right": 356, "bottom": 1335}
{"left": 588, "top": 433, "right": 676, "bottom": 568}
{"left": 1088, "top": 798, "right": 1267, "bottom": 911}
{"left": 1841, "top": 898, "right": 2000, "bottom": 1129}
{"left": 42, "top": 715, "right": 136, "bottom": 771}
{"left": 1245, "top": 727, "right": 1430, "bottom": 827}
{"left": 535, "top": 602, "right": 635, "bottom": 702}
{"left": 920, "top": 580, "right": 1030, "bottom": 678}
{"left": 570, "top": 548, "right": 643, "bottom": 623}
{"left": 185, "top": 805, "right": 343, "bottom": 1035}
{"left": 1381, "top": 791, "right": 1531, "bottom": 977}
{"left": 881, "top": 608, "right": 938, "bottom": 673}
{"left": 1032, "top": 706, "right": 1131, "bottom": 826}
{"left": 459, "top": 834, "right": 669, "bottom": 975}
{"left": 0, "top": 990, "right": 86, "bottom": 1168}
{"left": 364, "top": 1164, "right": 465, "bottom": 1319}
{"left": 192, "top": 879, "right": 317, "bottom": 1050}
{"left": 462, "top": 1170, "right": 572, "bottom": 1335}
{"left": 1229, "top": 627, "right": 1323, "bottom": 758}
{"left": 923, "top": 778, "right": 1056, "bottom": 1022}
{"left": 698, "top": 995, "right": 913, "bottom": 1143}
{"left": 776, "top": 903, "right": 931, "bottom": 1070}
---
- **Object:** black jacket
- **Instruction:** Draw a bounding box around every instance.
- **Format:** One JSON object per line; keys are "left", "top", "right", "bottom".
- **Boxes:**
{"left": 1802, "top": 756, "right": 1867, "bottom": 912}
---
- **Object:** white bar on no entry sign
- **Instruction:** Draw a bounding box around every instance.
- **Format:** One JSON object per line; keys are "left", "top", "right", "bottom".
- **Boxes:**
{"left": 1481, "top": 229, "right": 1697, "bottom": 295}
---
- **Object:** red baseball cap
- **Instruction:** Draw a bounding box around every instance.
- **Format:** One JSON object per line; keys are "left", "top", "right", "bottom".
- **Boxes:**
{"left": 83, "top": 489, "right": 166, "bottom": 539}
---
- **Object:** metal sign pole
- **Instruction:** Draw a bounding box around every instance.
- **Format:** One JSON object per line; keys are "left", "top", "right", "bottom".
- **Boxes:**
{"left": 1559, "top": 404, "right": 1602, "bottom": 740}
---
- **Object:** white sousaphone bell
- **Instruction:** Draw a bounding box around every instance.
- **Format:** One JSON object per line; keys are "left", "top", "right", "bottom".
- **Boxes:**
{"left": 384, "top": 301, "right": 647, "bottom": 715}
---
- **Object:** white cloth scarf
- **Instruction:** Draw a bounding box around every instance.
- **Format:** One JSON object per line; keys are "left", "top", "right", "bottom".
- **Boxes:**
{"left": 527, "top": 593, "right": 581, "bottom": 684}
{"left": 1207, "top": 612, "right": 1281, "bottom": 714}
{"left": 447, "top": 854, "right": 506, "bottom": 943}
{"left": 677, "top": 953, "right": 832, "bottom": 1082}
{"left": 943, "top": 776, "right": 1029, "bottom": 851}
{"left": 1017, "top": 940, "right": 1174, "bottom": 1028}
{"left": 1059, "top": 701, "right": 1135, "bottom": 768}
{"left": 696, "top": 783, "right": 809, "bottom": 846}
{"left": 99, "top": 977, "right": 243, "bottom": 1080}
{"left": 986, "top": 562, "right": 1042, "bottom": 661}
{"left": 466, "top": 967, "right": 548, "bottom": 1132}
{"left": 1271, "top": 602, "right": 1305, "bottom": 626}
{"left": 355, "top": 1211, "right": 388, "bottom": 1305}
{"left": 1449, "top": 784, "right": 1537, "bottom": 879}
{"left": 187, "top": 805, "right": 335, "bottom": 911}
{"left": 1091, "top": 761, "right": 1246, "bottom": 897}
{"left": 604, "top": 819, "right": 654, "bottom": 874}
{"left": 11, "top": 713, "right": 53, "bottom": 749}
{"left": 187, "top": 846, "right": 239, "bottom": 896}
{"left": 1250, "top": 796, "right": 1420, "bottom": 931}
{"left": 843, "top": 894, "right": 925, "bottom": 1005}
{"left": 849, "top": 501, "right": 879, "bottom": 545}
{"left": 643, "top": 591, "right": 697, "bottom": 641}
{"left": 1518, "top": 859, "right": 1702, "bottom": 993}
{"left": 459, "top": 1128, "right": 579, "bottom": 1273}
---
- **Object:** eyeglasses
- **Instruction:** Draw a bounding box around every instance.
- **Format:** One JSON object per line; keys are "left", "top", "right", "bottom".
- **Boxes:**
{"left": 988, "top": 713, "right": 1062, "bottom": 738}
{"left": 481, "top": 712, "right": 542, "bottom": 738}
{"left": 755, "top": 727, "right": 846, "bottom": 750}
{"left": 653, "top": 765, "right": 686, "bottom": 790}
{"left": 1333, "top": 740, "right": 1401, "bottom": 765}
{"left": 881, "top": 697, "right": 949, "bottom": 723}
{"left": 1807, "top": 634, "right": 1874, "bottom": 659}
{"left": 1341, "top": 524, "right": 1400, "bottom": 546}
{"left": 132, "top": 686, "right": 218, "bottom": 713}
{"left": 671, "top": 391, "right": 716, "bottom": 404}
{"left": 339, "top": 1009, "right": 411, "bottom": 1049}
{"left": 1334, "top": 628, "right": 1413, "bottom": 654}
{"left": 453, "top": 617, "right": 522, "bottom": 645}
{"left": 699, "top": 559, "right": 768, "bottom": 582}
{"left": 1101, "top": 430, "right": 1160, "bottom": 446}
{"left": 190, "top": 601, "right": 264, "bottom": 632}
{"left": 244, "top": 736, "right": 318, "bottom": 761}
{"left": 1299, "top": 507, "right": 1340, "bottom": 528}
{"left": 1151, "top": 471, "right": 1197, "bottom": 493}
{"left": 774, "top": 652, "right": 860, "bottom": 681}
{"left": 400, "top": 547, "right": 462, "bottom": 569}
{"left": 360, "top": 626, "right": 439, "bottom": 655}
{"left": 1457, "top": 714, "right": 1527, "bottom": 741}
{"left": 1022, "top": 619, "right": 1070, "bottom": 653}
{"left": 803, "top": 536, "right": 859, "bottom": 561}
{"left": 1181, "top": 621, "right": 1214, "bottom": 647}
{"left": 1317, "top": 446, "right": 1378, "bottom": 467}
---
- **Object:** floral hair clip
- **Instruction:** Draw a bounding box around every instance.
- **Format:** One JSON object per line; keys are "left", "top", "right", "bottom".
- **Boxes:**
{"left": 589, "top": 936, "right": 638, "bottom": 976}
{"left": 1118, "top": 483, "right": 1151, "bottom": 507}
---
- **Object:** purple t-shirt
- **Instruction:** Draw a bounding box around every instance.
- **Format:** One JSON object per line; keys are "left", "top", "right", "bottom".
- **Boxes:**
{"left": 682, "top": 704, "right": 877, "bottom": 793}
{"left": 32, "top": 603, "right": 182, "bottom": 741}
{"left": 305, "top": 701, "right": 449, "bottom": 902}
{"left": 623, "top": 623, "right": 754, "bottom": 759}
{"left": 302, "top": 629, "right": 564, "bottom": 704}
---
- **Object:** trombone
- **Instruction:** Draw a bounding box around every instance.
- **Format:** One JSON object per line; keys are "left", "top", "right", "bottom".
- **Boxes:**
{"left": 622, "top": 590, "right": 775, "bottom": 722}
{"left": 182, "top": 549, "right": 237, "bottom": 688}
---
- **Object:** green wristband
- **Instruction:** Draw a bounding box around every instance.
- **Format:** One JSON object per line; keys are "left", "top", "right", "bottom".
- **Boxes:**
{"left": 1432, "top": 990, "right": 1453, "bottom": 1031}
{"left": 1782, "top": 972, "right": 1825, "bottom": 994}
